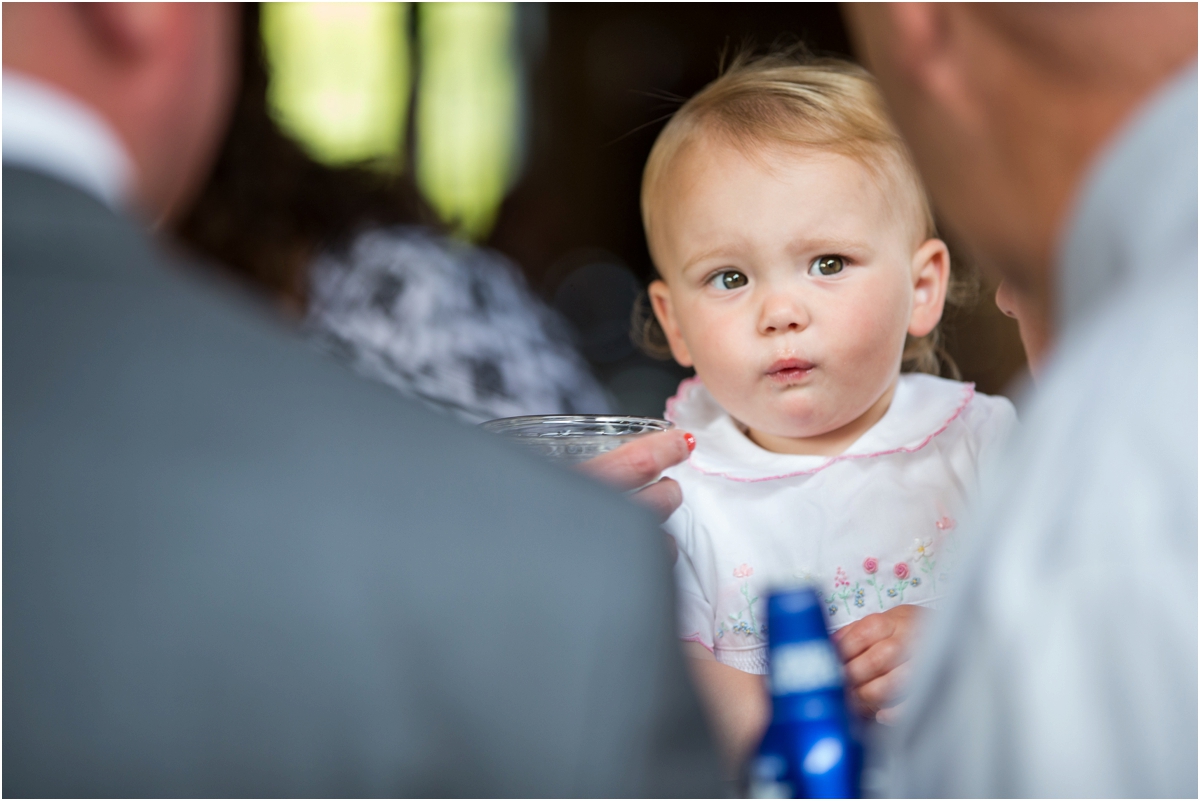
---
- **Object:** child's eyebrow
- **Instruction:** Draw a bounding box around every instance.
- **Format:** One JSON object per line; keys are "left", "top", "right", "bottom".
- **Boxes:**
{"left": 679, "top": 245, "right": 746, "bottom": 274}
{"left": 676, "top": 236, "right": 873, "bottom": 276}
{"left": 787, "top": 236, "right": 870, "bottom": 256}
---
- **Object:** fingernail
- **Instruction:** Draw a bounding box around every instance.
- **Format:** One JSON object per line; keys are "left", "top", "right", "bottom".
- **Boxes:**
{"left": 683, "top": 432, "right": 696, "bottom": 452}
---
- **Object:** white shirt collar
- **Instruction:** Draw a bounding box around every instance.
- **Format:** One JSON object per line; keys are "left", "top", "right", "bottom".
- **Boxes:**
{"left": 665, "top": 372, "right": 976, "bottom": 482}
{"left": 3, "top": 70, "right": 134, "bottom": 210}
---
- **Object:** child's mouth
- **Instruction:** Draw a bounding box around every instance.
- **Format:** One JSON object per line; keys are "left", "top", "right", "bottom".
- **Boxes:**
{"left": 766, "top": 358, "right": 816, "bottom": 382}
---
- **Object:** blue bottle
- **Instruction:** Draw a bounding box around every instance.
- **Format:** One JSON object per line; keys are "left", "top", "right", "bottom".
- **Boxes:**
{"left": 748, "top": 587, "right": 861, "bottom": 799}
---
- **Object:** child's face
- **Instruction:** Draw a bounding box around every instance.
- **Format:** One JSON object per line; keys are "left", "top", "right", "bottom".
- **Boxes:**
{"left": 648, "top": 136, "right": 947, "bottom": 442}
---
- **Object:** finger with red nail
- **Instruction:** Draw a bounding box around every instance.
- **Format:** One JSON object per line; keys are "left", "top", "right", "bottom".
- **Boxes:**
{"left": 579, "top": 429, "right": 693, "bottom": 522}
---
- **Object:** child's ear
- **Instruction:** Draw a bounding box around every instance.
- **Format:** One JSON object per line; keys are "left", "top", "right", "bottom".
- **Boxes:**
{"left": 647, "top": 279, "right": 694, "bottom": 367}
{"left": 908, "top": 238, "right": 951, "bottom": 338}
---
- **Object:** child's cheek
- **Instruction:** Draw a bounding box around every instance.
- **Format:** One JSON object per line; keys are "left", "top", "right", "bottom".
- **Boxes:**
{"left": 682, "top": 309, "right": 759, "bottom": 409}
{"left": 683, "top": 303, "right": 746, "bottom": 364}
{"left": 832, "top": 276, "right": 911, "bottom": 369}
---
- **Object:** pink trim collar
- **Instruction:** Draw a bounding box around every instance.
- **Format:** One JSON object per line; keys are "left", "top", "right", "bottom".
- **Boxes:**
{"left": 664, "top": 375, "right": 705, "bottom": 425}
{"left": 665, "top": 377, "right": 976, "bottom": 484}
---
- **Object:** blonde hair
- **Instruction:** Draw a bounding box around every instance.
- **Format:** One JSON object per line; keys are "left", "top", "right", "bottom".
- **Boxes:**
{"left": 637, "top": 49, "right": 974, "bottom": 376}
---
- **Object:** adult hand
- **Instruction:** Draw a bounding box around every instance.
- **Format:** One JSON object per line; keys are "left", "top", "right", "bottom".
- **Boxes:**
{"left": 578, "top": 429, "right": 694, "bottom": 524}
{"left": 831, "top": 604, "right": 925, "bottom": 722}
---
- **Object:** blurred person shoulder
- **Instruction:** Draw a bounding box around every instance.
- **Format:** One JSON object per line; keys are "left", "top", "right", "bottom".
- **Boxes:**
{"left": 1038, "top": 62, "right": 1196, "bottom": 479}
{"left": 308, "top": 223, "right": 562, "bottom": 339}
{"left": 305, "top": 224, "right": 612, "bottom": 423}
{"left": 3, "top": 166, "right": 717, "bottom": 797}
{"left": 889, "top": 63, "right": 1198, "bottom": 799}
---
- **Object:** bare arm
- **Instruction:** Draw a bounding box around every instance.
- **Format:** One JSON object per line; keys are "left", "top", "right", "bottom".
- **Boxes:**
{"left": 680, "top": 641, "right": 770, "bottom": 776}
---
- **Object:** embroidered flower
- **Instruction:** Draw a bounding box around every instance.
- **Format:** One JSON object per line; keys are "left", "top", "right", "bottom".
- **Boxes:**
{"left": 913, "top": 538, "right": 934, "bottom": 561}
{"left": 935, "top": 516, "right": 956, "bottom": 531}
{"left": 727, "top": 582, "right": 763, "bottom": 642}
{"left": 854, "top": 588, "right": 865, "bottom": 607}
{"left": 733, "top": 563, "right": 754, "bottom": 579}
{"left": 828, "top": 605, "right": 838, "bottom": 616}
{"left": 833, "top": 566, "right": 850, "bottom": 588}
{"left": 886, "top": 588, "right": 898, "bottom": 598}
{"left": 894, "top": 562, "right": 910, "bottom": 580}
{"left": 910, "top": 577, "right": 921, "bottom": 587}
{"left": 731, "top": 620, "right": 757, "bottom": 636}
{"left": 862, "top": 557, "right": 878, "bottom": 574}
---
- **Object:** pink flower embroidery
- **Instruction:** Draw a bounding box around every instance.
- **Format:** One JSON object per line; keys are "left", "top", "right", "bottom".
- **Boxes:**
{"left": 862, "top": 557, "right": 878, "bottom": 574}
{"left": 894, "top": 562, "right": 910, "bottom": 580}
{"left": 936, "top": 516, "right": 956, "bottom": 531}
{"left": 833, "top": 566, "right": 850, "bottom": 588}
{"left": 733, "top": 563, "right": 754, "bottom": 579}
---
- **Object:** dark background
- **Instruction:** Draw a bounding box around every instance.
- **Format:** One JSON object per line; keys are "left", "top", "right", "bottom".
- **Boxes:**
{"left": 485, "top": 3, "right": 1027, "bottom": 415}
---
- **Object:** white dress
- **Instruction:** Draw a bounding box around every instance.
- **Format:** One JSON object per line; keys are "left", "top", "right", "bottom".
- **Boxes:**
{"left": 662, "top": 372, "right": 1017, "bottom": 674}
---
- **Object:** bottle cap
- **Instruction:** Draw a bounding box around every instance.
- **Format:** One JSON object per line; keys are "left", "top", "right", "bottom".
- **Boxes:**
{"left": 766, "top": 587, "right": 828, "bottom": 645}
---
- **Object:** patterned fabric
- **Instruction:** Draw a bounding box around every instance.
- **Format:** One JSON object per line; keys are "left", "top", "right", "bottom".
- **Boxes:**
{"left": 305, "top": 227, "right": 611, "bottom": 424}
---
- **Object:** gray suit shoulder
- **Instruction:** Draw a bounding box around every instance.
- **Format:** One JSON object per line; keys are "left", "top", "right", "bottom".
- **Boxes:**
{"left": 3, "top": 170, "right": 717, "bottom": 797}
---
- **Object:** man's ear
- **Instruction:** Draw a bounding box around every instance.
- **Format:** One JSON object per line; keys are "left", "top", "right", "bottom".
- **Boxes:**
{"left": 848, "top": 4, "right": 943, "bottom": 81}
{"left": 894, "top": 4, "right": 991, "bottom": 128}
{"left": 647, "top": 279, "right": 694, "bottom": 368}
{"left": 908, "top": 238, "right": 951, "bottom": 338}
{"left": 77, "top": 3, "right": 172, "bottom": 60}
{"left": 849, "top": 4, "right": 976, "bottom": 121}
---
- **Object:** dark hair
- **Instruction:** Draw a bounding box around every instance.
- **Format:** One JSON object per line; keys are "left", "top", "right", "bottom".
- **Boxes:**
{"left": 175, "top": 4, "right": 436, "bottom": 311}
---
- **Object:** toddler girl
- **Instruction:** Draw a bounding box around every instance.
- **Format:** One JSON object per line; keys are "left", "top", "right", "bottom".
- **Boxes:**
{"left": 639, "top": 53, "right": 1017, "bottom": 766}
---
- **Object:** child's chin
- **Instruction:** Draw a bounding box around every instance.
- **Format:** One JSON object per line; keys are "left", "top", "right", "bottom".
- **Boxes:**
{"left": 747, "top": 407, "right": 833, "bottom": 441}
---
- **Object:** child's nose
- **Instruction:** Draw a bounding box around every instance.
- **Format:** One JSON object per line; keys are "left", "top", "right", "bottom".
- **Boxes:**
{"left": 758, "top": 294, "right": 810, "bottom": 335}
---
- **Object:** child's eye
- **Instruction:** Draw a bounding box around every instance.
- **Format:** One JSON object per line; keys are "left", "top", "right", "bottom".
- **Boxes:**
{"left": 809, "top": 255, "right": 846, "bottom": 276}
{"left": 709, "top": 270, "right": 748, "bottom": 290}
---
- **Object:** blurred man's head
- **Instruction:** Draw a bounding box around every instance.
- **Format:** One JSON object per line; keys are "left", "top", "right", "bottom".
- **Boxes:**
{"left": 3, "top": 3, "right": 239, "bottom": 222}
{"left": 844, "top": 3, "right": 1197, "bottom": 353}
